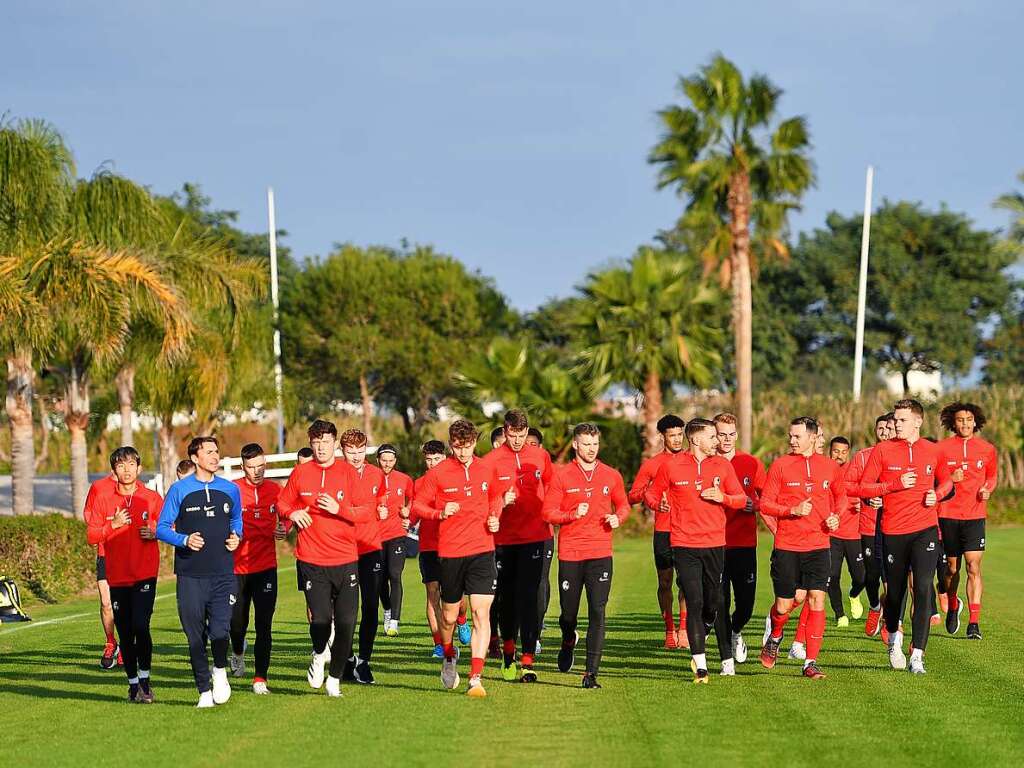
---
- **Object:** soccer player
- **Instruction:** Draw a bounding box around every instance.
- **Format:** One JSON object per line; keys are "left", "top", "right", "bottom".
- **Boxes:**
{"left": 277, "top": 419, "right": 369, "bottom": 698}
{"left": 628, "top": 413, "right": 687, "bottom": 650}
{"left": 859, "top": 399, "right": 951, "bottom": 674}
{"left": 526, "top": 427, "right": 555, "bottom": 655}
{"left": 542, "top": 423, "right": 629, "bottom": 689}
{"left": 487, "top": 409, "right": 554, "bottom": 683}
{"left": 412, "top": 419, "right": 502, "bottom": 697}
{"left": 826, "top": 436, "right": 866, "bottom": 628}
{"left": 84, "top": 472, "right": 121, "bottom": 670}
{"left": 713, "top": 412, "right": 767, "bottom": 664}
{"left": 376, "top": 443, "right": 413, "bottom": 637}
{"left": 339, "top": 429, "right": 385, "bottom": 684}
{"left": 526, "top": 428, "right": 544, "bottom": 448}
{"left": 296, "top": 447, "right": 314, "bottom": 465}
{"left": 645, "top": 418, "right": 747, "bottom": 683}
{"left": 85, "top": 447, "right": 162, "bottom": 702}
{"left": 490, "top": 427, "right": 506, "bottom": 450}
{"left": 758, "top": 417, "right": 844, "bottom": 680}
{"left": 156, "top": 436, "right": 243, "bottom": 708}
{"left": 936, "top": 402, "right": 997, "bottom": 640}
{"left": 176, "top": 460, "right": 195, "bottom": 480}
{"left": 230, "top": 443, "right": 286, "bottom": 694}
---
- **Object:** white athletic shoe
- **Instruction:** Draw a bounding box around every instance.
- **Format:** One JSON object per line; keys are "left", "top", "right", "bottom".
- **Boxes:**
{"left": 383, "top": 609, "right": 392, "bottom": 627}
{"left": 720, "top": 658, "right": 736, "bottom": 676}
{"left": 196, "top": 690, "right": 215, "bottom": 709}
{"left": 908, "top": 655, "right": 926, "bottom": 675}
{"left": 762, "top": 614, "right": 773, "bottom": 647}
{"left": 385, "top": 619, "right": 399, "bottom": 637}
{"left": 788, "top": 641, "right": 807, "bottom": 661}
{"left": 308, "top": 651, "right": 327, "bottom": 689}
{"left": 230, "top": 652, "right": 246, "bottom": 678}
{"left": 211, "top": 667, "right": 231, "bottom": 704}
{"left": 325, "top": 675, "right": 342, "bottom": 697}
{"left": 252, "top": 680, "right": 269, "bottom": 695}
{"left": 888, "top": 631, "right": 907, "bottom": 670}
{"left": 732, "top": 632, "right": 748, "bottom": 664}
{"left": 535, "top": 640, "right": 542, "bottom": 656}
{"left": 441, "top": 648, "right": 461, "bottom": 690}
{"left": 325, "top": 624, "right": 335, "bottom": 663}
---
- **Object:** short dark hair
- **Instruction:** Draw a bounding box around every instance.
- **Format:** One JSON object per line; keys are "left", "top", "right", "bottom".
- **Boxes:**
{"left": 685, "top": 418, "right": 716, "bottom": 440}
{"left": 883, "top": 411, "right": 895, "bottom": 422}
{"left": 789, "top": 416, "right": 818, "bottom": 434}
{"left": 340, "top": 429, "right": 367, "bottom": 449}
{"left": 422, "top": 440, "right": 446, "bottom": 457}
{"left": 308, "top": 419, "right": 337, "bottom": 441}
{"left": 109, "top": 446, "right": 140, "bottom": 469}
{"left": 240, "top": 443, "right": 264, "bottom": 461}
{"left": 377, "top": 443, "right": 398, "bottom": 458}
{"left": 449, "top": 419, "right": 479, "bottom": 446}
{"left": 527, "top": 427, "right": 544, "bottom": 445}
{"left": 939, "top": 402, "right": 986, "bottom": 432}
{"left": 176, "top": 459, "right": 195, "bottom": 476}
{"left": 187, "top": 435, "right": 218, "bottom": 459}
{"left": 504, "top": 409, "right": 529, "bottom": 430}
{"left": 572, "top": 422, "right": 600, "bottom": 438}
{"left": 657, "top": 414, "right": 686, "bottom": 433}
{"left": 490, "top": 427, "right": 504, "bottom": 445}
{"left": 875, "top": 413, "right": 890, "bottom": 426}
{"left": 829, "top": 436, "right": 850, "bottom": 449}
{"left": 296, "top": 446, "right": 314, "bottom": 459}
{"left": 893, "top": 399, "right": 924, "bottom": 417}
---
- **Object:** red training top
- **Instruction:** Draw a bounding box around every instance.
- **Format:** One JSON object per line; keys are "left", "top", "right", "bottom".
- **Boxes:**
{"left": 936, "top": 436, "right": 998, "bottom": 520}
{"left": 378, "top": 469, "right": 414, "bottom": 542}
{"left": 486, "top": 443, "right": 554, "bottom": 545}
{"left": 85, "top": 483, "right": 162, "bottom": 587}
{"left": 726, "top": 451, "right": 767, "bottom": 548}
{"left": 84, "top": 474, "right": 118, "bottom": 558}
{"left": 409, "top": 475, "right": 439, "bottom": 553}
{"left": 843, "top": 446, "right": 880, "bottom": 536}
{"left": 233, "top": 478, "right": 282, "bottom": 574}
{"left": 350, "top": 463, "right": 385, "bottom": 555}
{"left": 411, "top": 456, "right": 501, "bottom": 559}
{"left": 541, "top": 460, "right": 629, "bottom": 561}
{"left": 628, "top": 451, "right": 676, "bottom": 533}
{"left": 760, "top": 453, "right": 846, "bottom": 552}
{"left": 859, "top": 438, "right": 950, "bottom": 535}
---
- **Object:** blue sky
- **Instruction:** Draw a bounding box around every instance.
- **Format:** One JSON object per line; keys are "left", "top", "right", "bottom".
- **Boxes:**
{"left": 6, "top": 0, "right": 1022, "bottom": 310}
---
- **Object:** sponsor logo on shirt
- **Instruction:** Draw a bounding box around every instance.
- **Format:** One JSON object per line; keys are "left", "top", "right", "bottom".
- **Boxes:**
{"left": 567, "top": 488, "right": 580, "bottom": 493}
{"left": 443, "top": 487, "right": 458, "bottom": 493}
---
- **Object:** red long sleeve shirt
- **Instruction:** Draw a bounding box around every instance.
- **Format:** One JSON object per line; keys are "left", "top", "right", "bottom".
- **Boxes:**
{"left": 726, "top": 452, "right": 767, "bottom": 548}
{"left": 644, "top": 453, "right": 746, "bottom": 548}
{"left": 486, "top": 443, "right": 554, "bottom": 545}
{"left": 843, "top": 446, "right": 881, "bottom": 536}
{"left": 84, "top": 483, "right": 162, "bottom": 587}
{"left": 628, "top": 452, "right": 675, "bottom": 532}
{"left": 377, "top": 469, "right": 414, "bottom": 542}
{"left": 859, "top": 438, "right": 950, "bottom": 535}
{"left": 232, "top": 478, "right": 282, "bottom": 575}
{"left": 350, "top": 463, "right": 385, "bottom": 555}
{"left": 760, "top": 453, "right": 846, "bottom": 552}
{"left": 936, "top": 436, "right": 998, "bottom": 520}
{"left": 411, "top": 457, "right": 501, "bottom": 559}
{"left": 831, "top": 462, "right": 861, "bottom": 540}
{"left": 409, "top": 475, "right": 439, "bottom": 553}
{"left": 541, "top": 460, "right": 629, "bottom": 561}
{"left": 84, "top": 474, "right": 118, "bottom": 558}
{"left": 276, "top": 460, "right": 369, "bottom": 566}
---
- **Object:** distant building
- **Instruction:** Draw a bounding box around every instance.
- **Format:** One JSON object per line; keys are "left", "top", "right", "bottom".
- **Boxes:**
{"left": 883, "top": 369, "right": 943, "bottom": 400}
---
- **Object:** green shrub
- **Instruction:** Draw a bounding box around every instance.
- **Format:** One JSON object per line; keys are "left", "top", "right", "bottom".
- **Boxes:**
{"left": 0, "top": 515, "right": 97, "bottom": 603}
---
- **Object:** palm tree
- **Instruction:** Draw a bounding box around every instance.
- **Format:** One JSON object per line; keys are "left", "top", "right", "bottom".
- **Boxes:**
{"left": 994, "top": 170, "right": 1024, "bottom": 252}
{"left": 649, "top": 53, "right": 814, "bottom": 451}
{"left": 573, "top": 247, "right": 722, "bottom": 456}
{"left": 0, "top": 118, "right": 74, "bottom": 515}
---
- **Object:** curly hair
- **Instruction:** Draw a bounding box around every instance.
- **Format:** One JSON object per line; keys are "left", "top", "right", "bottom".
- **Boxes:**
{"left": 340, "top": 429, "right": 367, "bottom": 448}
{"left": 939, "top": 402, "right": 986, "bottom": 432}
{"left": 448, "top": 419, "right": 479, "bottom": 446}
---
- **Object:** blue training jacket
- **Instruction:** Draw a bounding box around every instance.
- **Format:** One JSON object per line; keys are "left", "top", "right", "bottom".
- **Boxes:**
{"left": 157, "top": 474, "right": 243, "bottom": 578}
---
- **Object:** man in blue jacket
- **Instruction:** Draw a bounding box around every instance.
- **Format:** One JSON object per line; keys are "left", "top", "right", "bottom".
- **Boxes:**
{"left": 157, "top": 436, "right": 243, "bottom": 708}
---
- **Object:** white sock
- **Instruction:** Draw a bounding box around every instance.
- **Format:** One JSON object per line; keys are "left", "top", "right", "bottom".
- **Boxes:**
{"left": 128, "top": 676, "right": 139, "bottom": 684}
{"left": 721, "top": 658, "right": 735, "bottom": 672}
{"left": 138, "top": 669, "right": 150, "bottom": 679}
{"left": 802, "top": 659, "right": 815, "bottom": 669}
{"left": 792, "top": 640, "right": 805, "bottom": 650}
{"left": 693, "top": 653, "right": 707, "bottom": 671}
{"left": 910, "top": 648, "right": 923, "bottom": 662}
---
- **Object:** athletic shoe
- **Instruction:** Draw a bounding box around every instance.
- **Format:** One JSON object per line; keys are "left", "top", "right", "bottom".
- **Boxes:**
{"left": 888, "top": 631, "right": 907, "bottom": 670}
{"left": 137, "top": 680, "right": 154, "bottom": 704}
{"left": 693, "top": 668, "right": 709, "bottom": 685}
{"left": 230, "top": 652, "right": 246, "bottom": 678}
{"left": 837, "top": 616, "right": 850, "bottom": 628}
{"left": 211, "top": 667, "right": 231, "bottom": 705}
{"left": 325, "top": 675, "right": 342, "bottom": 697}
{"left": 946, "top": 600, "right": 964, "bottom": 635}
{"left": 732, "top": 632, "right": 748, "bottom": 664}
{"left": 557, "top": 631, "right": 579, "bottom": 673}
{"left": 849, "top": 594, "right": 864, "bottom": 620}
{"left": 788, "top": 641, "right": 806, "bottom": 661}
{"left": 342, "top": 656, "right": 357, "bottom": 682}
{"left": 865, "top": 608, "right": 882, "bottom": 637}
{"left": 521, "top": 665, "right": 538, "bottom": 683}
{"left": 930, "top": 613, "right": 941, "bottom": 626}
{"left": 100, "top": 642, "right": 119, "bottom": 670}
{"left": 720, "top": 658, "right": 736, "bottom": 677}
{"left": 466, "top": 674, "right": 486, "bottom": 697}
{"left": 128, "top": 685, "right": 142, "bottom": 703}
{"left": 487, "top": 634, "right": 500, "bottom": 657}
{"left": 664, "top": 629, "right": 677, "bottom": 650}
{"left": 966, "top": 622, "right": 982, "bottom": 640}
{"left": 383, "top": 609, "right": 392, "bottom": 627}
{"left": 690, "top": 657, "right": 698, "bottom": 675}
{"left": 196, "top": 690, "right": 215, "bottom": 709}
{"left": 458, "top": 621, "right": 472, "bottom": 646}
{"left": 802, "top": 662, "right": 826, "bottom": 680}
{"left": 431, "top": 643, "right": 445, "bottom": 658}
{"left": 880, "top": 623, "right": 889, "bottom": 645}
{"left": 385, "top": 620, "right": 399, "bottom": 637}
{"left": 535, "top": 640, "right": 542, "bottom": 656}
{"left": 761, "top": 614, "right": 773, "bottom": 647}
{"left": 353, "top": 657, "right": 375, "bottom": 685}
{"left": 582, "top": 672, "right": 601, "bottom": 689}
{"left": 760, "top": 638, "right": 781, "bottom": 669}
{"left": 501, "top": 658, "right": 520, "bottom": 682}
{"left": 307, "top": 651, "right": 327, "bottom": 689}
{"left": 677, "top": 630, "right": 689, "bottom": 650}
{"left": 253, "top": 680, "right": 269, "bottom": 695}
{"left": 441, "top": 652, "right": 460, "bottom": 690}
{"left": 908, "top": 656, "right": 926, "bottom": 675}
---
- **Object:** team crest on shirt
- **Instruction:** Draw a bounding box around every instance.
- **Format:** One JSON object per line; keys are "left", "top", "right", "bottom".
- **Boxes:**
{"left": 223, "top": 503, "right": 229, "bottom": 513}
{"left": 926, "top": 465, "right": 933, "bottom": 475}
{"left": 823, "top": 480, "right": 830, "bottom": 489}
{"left": 535, "top": 469, "right": 542, "bottom": 480}
{"left": 713, "top": 476, "right": 721, "bottom": 488}
{"left": 602, "top": 486, "right": 609, "bottom": 495}
{"left": 481, "top": 481, "right": 488, "bottom": 492}
{"left": 336, "top": 490, "right": 345, "bottom": 501}
{"left": 743, "top": 477, "right": 751, "bottom": 487}
{"left": 397, "top": 488, "right": 404, "bottom": 496}
{"left": 372, "top": 485, "right": 378, "bottom": 495}
{"left": 976, "top": 460, "right": 984, "bottom": 469}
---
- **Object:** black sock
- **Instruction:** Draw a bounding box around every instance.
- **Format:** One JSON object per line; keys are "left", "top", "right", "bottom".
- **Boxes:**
{"left": 129, "top": 683, "right": 140, "bottom": 699}
{"left": 139, "top": 677, "right": 151, "bottom": 693}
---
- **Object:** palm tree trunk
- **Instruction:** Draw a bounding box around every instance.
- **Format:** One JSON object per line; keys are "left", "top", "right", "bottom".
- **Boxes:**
{"left": 66, "top": 361, "right": 91, "bottom": 519}
{"left": 359, "top": 372, "right": 374, "bottom": 442}
{"left": 5, "top": 353, "right": 36, "bottom": 516}
{"left": 34, "top": 395, "right": 50, "bottom": 472}
{"left": 728, "top": 170, "right": 754, "bottom": 453}
{"left": 158, "top": 417, "right": 179, "bottom": 491}
{"left": 642, "top": 368, "right": 663, "bottom": 458}
{"left": 115, "top": 364, "right": 135, "bottom": 447}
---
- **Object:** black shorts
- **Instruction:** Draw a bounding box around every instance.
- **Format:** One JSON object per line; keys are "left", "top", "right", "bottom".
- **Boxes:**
{"left": 419, "top": 550, "right": 441, "bottom": 585}
{"left": 770, "top": 548, "right": 830, "bottom": 599}
{"left": 653, "top": 531, "right": 673, "bottom": 571}
{"left": 96, "top": 555, "right": 107, "bottom": 583}
{"left": 939, "top": 518, "right": 986, "bottom": 557}
{"left": 439, "top": 552, "right": 497, "bottom": 604}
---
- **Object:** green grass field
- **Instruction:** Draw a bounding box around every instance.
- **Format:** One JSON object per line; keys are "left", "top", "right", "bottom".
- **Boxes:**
{"left": 3, "top": 530, "right": 1023, "bottom": 768}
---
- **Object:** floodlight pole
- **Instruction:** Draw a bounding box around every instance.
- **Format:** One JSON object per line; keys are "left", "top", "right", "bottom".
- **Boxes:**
{"left": 852, "top": 166, "right": 874, "bottom": 402}
{"left": 268, "top": 187, "right": 285, "bottom": 453}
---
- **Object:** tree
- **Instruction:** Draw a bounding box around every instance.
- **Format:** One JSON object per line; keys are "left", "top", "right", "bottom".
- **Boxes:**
{"left": 0, "top": 118, "right": 74, "bottom": 515}
{"left": 572, "top": 247, "right": 722, "bottom": 456}
{"left": 649, "top": 54, "right": 814, "bottom": 451}
{"left": 994, "top": 170, "right": 1024, "bottom": 256}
